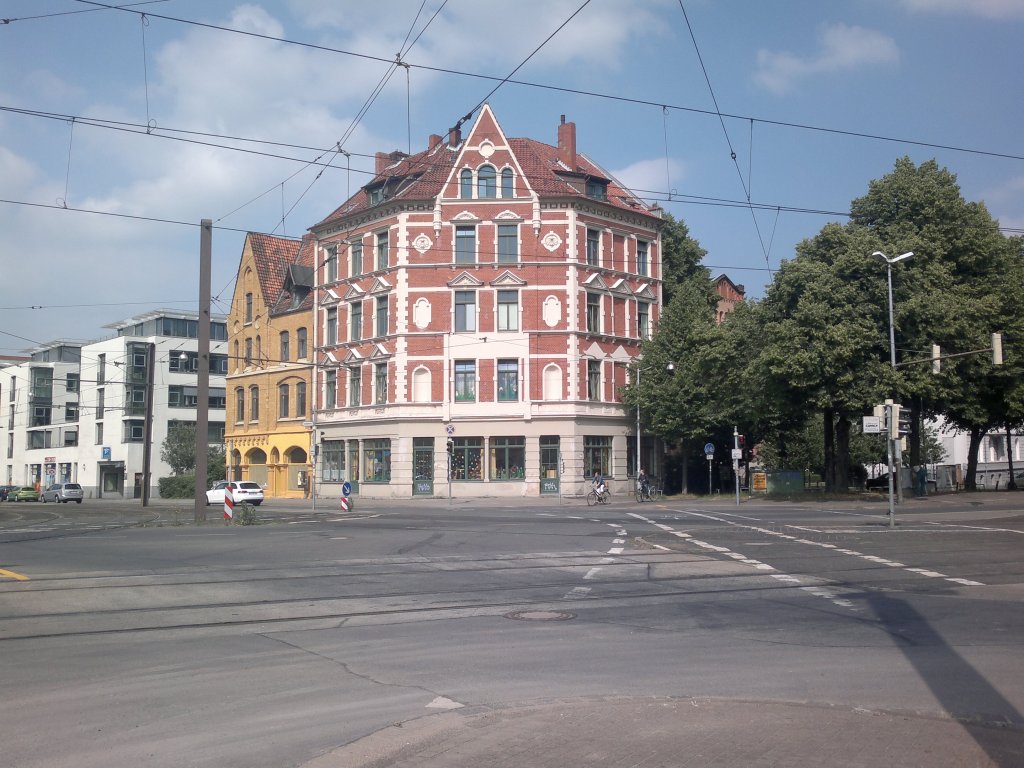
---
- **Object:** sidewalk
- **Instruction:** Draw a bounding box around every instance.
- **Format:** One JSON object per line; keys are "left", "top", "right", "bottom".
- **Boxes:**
{"left": 305, "top": 696, "right": 1022, "bottom": 768}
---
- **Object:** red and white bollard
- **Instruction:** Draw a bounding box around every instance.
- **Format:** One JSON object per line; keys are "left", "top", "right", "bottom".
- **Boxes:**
{"left": 340, "top": 496, "right": 351, "bottom": 512}
{"left": 224, "top": 485, "right": 234, "bottom": 523}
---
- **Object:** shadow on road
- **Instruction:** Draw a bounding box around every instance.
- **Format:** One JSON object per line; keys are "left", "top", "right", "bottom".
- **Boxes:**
{"left": 868, "top": 592, "right": 1024, "bottom": 767}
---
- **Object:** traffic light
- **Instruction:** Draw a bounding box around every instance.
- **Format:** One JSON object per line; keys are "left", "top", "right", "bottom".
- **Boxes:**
{"left": 888, "top": 404, "right": 900, "bottom": 439}
{"left": 738, "top": 434, "right": 746, "bottom": 459}
{"left": 931, "top": 344, "right": 941, "bottom": 375}
{"left": 446, "top": 439, "right": 454, "bottom": 456}
{"left": 898, "top": 407, "right": 912, "bottom": 437}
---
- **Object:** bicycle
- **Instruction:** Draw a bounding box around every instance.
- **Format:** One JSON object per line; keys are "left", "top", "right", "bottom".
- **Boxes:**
{"left": 586, "top": 487, "right": 610, "bottom": 506}
{"left": 635, "top": 481, "right": 653, "bottom": 503}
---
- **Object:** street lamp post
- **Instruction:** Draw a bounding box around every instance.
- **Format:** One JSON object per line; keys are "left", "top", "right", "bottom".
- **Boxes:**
{"left": 634, "top": 361, "right": 674, "bottom": 481}
{"left": 873, "top": 250, "right": 912, "bottom": 527}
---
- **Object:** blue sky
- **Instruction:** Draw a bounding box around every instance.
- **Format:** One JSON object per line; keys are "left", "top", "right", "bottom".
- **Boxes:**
{"left": 2, "top": 0, "right": 1022, "bottom": 350}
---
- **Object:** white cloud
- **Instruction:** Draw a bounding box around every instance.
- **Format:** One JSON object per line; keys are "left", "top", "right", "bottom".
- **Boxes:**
{"left": 288, "top": 0, "right": 670, "bottom": 71}
{"left": 900, "top": 0, "right": 1024, "bottom": 20}
{"left": 611, "top": 157, "right": 686, "bottom": 199}
{"left": 754, "top": 23, "right": 900, "bottom": 95}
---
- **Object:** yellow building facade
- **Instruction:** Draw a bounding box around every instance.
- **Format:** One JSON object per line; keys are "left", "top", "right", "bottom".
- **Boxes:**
{"left": 225, "top": 233, "right": 315, "bottom": 499}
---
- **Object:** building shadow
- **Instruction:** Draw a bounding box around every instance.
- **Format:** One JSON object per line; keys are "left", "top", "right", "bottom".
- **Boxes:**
{"left": 867, "top": 592, "right": 1024, "bottom": 767}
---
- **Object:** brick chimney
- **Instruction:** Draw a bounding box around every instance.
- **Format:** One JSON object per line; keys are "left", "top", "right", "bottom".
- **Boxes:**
{"left": 375, "top": 152, "right": 390, "bottom": 175}
{"left": 557, "top": 114, "right": 576, "bottom": 169}
{"left": 448, "top": 127, "right": 462, "bottom": 147}
{"left": 428, "top": 134, "right": 442, "bottom": 149}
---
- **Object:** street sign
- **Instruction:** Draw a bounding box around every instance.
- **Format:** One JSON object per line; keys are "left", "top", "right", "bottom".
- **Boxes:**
{"left": 446, "top": 424, "right": 455, "bottom": 436}
{"left": 342, "top": 481, "right": 352, "bottom": 497}
{"left": 862, "top": 415, "right": 881, "bottom": 434}
{"left": 703, "top": 442, "right": 715, "bottom": 456}
{"left": 731, "top": 448, "right": 743, "bottom": 460}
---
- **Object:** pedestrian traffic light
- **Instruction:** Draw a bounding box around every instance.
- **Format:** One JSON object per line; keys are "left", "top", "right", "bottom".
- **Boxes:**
{"left": 898, "top": 407, "right": 912, "bottom": 437}
{"left": 446, "top": 439, "right": 454, "bottom": 456}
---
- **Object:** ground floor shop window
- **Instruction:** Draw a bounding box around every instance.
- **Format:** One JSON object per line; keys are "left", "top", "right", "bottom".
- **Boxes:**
{"left": 451, "top": 437, "right": 483, "bottom": 480}
{"left": 584, "top": 436, "right": 611, "bottom": 477}
{"left": 363, "top": 439, "right": 390, "bottom": 482}
{"left": 489, "top": 436, "right": 525, "bottom": 480}
{"left": 322, "top": 440, "right": 345, "bottom": 482}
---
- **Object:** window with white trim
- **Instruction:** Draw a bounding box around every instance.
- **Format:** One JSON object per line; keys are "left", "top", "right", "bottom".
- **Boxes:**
{"left": 455, "top": 225, "right": 476, "bottom": 264}
{"left": 455, "top": 291, "right": 476, "bottom": 332}
{"left": 497, "top": 290, "right": 518, "bottom": 331}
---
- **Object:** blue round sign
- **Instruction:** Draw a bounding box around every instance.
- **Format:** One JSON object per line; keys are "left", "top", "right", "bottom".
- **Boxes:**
{"left": 342, "top": 481, "right": 352, "bottom": 497}
{"left": 703, "top": 443, "right": 715, "bottom": 455}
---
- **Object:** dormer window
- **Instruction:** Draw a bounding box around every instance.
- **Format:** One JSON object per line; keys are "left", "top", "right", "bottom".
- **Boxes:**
{"left": 586, "top": 179, "right": 608, "bottom": 201}
{"left": 368, "top": 186, "right": 385, "bottom": 205}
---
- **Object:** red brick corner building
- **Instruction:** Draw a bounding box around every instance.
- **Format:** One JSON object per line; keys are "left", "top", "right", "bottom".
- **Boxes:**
{"left": 310, "top": 105, "right": 665, "bottom": 499}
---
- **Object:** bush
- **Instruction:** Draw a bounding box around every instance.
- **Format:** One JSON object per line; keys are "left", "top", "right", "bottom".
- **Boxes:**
{"left": 233, "top": 502, "right": 259, "bottom": 526}
{"left": 158, "top": 474, "right": 195, "bottom": 498}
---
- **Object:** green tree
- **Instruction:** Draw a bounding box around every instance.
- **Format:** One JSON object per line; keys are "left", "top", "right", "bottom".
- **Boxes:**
{"left": 851, "top": 158, "right": 1018, "bottom": 488}
{"left": 659, "top": 212, "right": 708, "bottom": 306}
{"left": 160, "top": 422, "right": 226, "bottom": 487}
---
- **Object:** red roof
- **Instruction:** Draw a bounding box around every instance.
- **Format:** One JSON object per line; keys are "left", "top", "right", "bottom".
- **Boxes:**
{"left": 247, "top": 232, "right": 315, "bottom": 316}
{"left": 312, "top": 112, "right": 657, "bottom": 231}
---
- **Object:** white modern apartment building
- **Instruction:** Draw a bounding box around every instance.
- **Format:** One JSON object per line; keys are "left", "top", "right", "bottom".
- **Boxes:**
{"left": 3, "top": 310, "right": 228, "bottom": 498}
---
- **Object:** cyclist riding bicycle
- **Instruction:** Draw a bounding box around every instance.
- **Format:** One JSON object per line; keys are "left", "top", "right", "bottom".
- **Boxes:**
{"left": 637, "top": 468, "right": 650, "bottom": 497}
{"left": 592, "top": 470, "right": 606, "bottom": 496}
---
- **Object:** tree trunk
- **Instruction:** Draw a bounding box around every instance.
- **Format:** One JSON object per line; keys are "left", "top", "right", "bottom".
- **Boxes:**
{"left": 1007, "top": 422, "right": 1018, "bottom": 491}
{"left": 823, "top": 408, "right": 836, "bottom": 492}
{"left": 964, "top": 426, "right": 983, "bottom": 491}
{"left": 680, "top": 438, "right": 689, "bottom": 495}
{"left": 834, "top": 415, "right": 851, "bottom": 493}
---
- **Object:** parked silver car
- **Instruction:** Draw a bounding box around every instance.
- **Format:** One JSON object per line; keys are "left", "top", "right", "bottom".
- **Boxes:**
{"left": 41, "top": 482, "right": 84, "bottom": 504}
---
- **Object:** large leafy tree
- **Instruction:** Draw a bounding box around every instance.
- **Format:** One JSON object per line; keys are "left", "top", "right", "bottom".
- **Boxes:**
{"left": 754, "top": 224, "right": 893, "bottom": 491}
{"left": 849, "top": 157, "right": 1016, "bottom": 488}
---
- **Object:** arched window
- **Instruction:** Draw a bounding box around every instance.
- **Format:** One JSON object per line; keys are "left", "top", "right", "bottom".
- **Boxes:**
{"left": 477, "top": 165, "right": 496, "bottom": 198}
{"left": 460, "top": 168, "right": 473, "bottom": 198}
{"left": 295, "top": 381, "right": 307, "bottom": 416}
{"left": 278, "top": 382, "right": 289, "bottom": 419}
{"left": 279, "top": 331, "right": 290, "bottom": 362}
{"left": 296, "top": 327, "right": 308, "bottom": 358}
{"left": 255, "top": 335, "right": 262, "bottom": 365}
{"left": 234, "top": 387, "right": 244, "bottom": 422}
{"left": 501, "top": 167, "right": 514, "bottom": 198}
{"left": 249, "top": 385, "right": 260, "bottom": 420}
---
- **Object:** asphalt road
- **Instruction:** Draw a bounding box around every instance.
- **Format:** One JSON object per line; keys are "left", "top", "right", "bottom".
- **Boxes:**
{"left": 1, "top": 492, "right": 1022, "bottom": 767}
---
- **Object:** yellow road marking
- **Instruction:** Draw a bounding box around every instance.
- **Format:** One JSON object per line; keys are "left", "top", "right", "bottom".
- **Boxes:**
{"left": 0, "top": 568, "right": 29, "bottom": 581}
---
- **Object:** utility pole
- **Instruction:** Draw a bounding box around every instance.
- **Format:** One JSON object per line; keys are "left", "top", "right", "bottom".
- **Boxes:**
{"left": 141, "top": 341, "right": 155, "bottom": 506}
{"left": 194, "top": 219, "right": 212, "bottom": 523}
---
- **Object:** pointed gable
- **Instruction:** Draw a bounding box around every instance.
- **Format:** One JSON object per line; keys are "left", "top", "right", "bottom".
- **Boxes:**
{"left": 489, "top": 270, "right": 528, "bottom": 287}
{"left": 447, "top": 271, "right": 484, "bottom": 289}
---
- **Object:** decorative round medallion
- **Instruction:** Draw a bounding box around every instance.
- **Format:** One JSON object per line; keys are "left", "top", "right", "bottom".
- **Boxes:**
{"left": 541, "top": 232, "right": 562, "bottom": 252}
{"left": 412, "top": 234, "right": 432, "bottom": 254}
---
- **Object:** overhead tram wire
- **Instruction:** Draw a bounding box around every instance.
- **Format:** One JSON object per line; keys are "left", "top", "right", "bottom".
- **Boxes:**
{"left": 454, "top": 0, "right": 594, "bottom": 133}
{"left": 224, "top": 0, "right": 449, "bottom": 232}
{"left": 66, "top": 1, "right": 1024, "bottom": 165}
{"left": 677, "top": 0, "right": 772, "bottom": 277}
{"left": 2, "top": 0, "right": 167, "bottom": 24}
